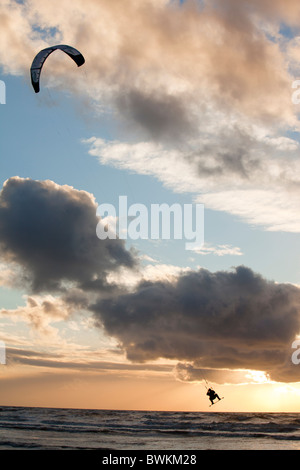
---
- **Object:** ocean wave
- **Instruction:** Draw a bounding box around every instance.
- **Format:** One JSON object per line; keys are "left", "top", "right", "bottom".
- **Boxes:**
{"left": 0, "top": 407, "right": 300, "bottom": 450}
{"left": 1, "top": 419, "right": 299, "bottom": 441}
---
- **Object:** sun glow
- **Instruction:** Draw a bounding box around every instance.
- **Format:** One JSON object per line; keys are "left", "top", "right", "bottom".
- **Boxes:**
{"left": 245, "top": 370, "right": 270, "bottom": 384}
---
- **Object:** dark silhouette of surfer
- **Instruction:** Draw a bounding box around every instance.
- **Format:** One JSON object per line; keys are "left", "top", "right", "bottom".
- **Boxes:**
{"left": 207, "top": 387, "right": 221, "bottom": 405}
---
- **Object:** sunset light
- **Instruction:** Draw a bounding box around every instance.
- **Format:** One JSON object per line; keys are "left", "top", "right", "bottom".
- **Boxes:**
{"left": 1, "top": 0, "right": 300, "bottom": 452}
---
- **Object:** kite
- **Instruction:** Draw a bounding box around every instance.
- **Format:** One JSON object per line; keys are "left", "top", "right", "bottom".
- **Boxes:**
{"left": 30, "top": 45, "right": 85, "bottom": 93}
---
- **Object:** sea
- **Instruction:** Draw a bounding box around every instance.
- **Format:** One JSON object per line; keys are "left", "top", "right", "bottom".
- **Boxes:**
{"left": 0, "top": 406, "right": 299, "bottom": 455}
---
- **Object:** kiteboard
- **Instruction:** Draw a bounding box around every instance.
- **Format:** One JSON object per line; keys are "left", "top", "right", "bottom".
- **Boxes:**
{"left": 209, "top": 397, "right": 224, "bottom": 407}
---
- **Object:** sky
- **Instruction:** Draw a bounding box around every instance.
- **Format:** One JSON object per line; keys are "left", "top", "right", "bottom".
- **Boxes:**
{"left": 1, "top": 0, "right": 300, "bottom": 412}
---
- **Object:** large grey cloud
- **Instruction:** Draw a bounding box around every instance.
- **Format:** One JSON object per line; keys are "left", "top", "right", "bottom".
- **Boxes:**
{"left": 91, "top": 265, "right": 300, "bottom": 383}
{"left": 115, "top": 88, "right": 199, "bottom": 143}
{"left": 0, "top": 177, "right": 137, "bottom": 293}
{"left": 1, "top": 178, "right": 300, "bottom": 384}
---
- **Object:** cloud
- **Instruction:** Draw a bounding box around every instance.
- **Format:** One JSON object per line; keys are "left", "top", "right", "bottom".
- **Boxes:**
{"left": 2, "top": 0, "right": 300, "bottom": 389}
{"left": 2, "top": 0, "right": 300, "bottom": 233}
{"left": 115, "top": 88, "right": 198, "bottom": 143}
{"left": 174, "top": 362, "right": 269, "bottom": 385}
{"left": 91, "top": 265, "right": 300, "bottom": 383}
{"left": 6, "top": 346, "right": 172, "bottom": 374}
{"left": 200, "top": 188, "right": 300, "bottom": 233}
{"left": 0, "top": 177, "right": 137, "bottom": 294}
{"left": 0, "top": 0, "right": 296, "bottom": 133}
{"left": 191, "top": 243, "right": 243, "bottom": 256}
{"left": 1, "top": 178, "right": 299, "bottom": 384}
{"left": 0, "top": 294, "right": 78, "bottom": 337}
{"left": 85, "top": 125, "right": 300, "bottom": 232}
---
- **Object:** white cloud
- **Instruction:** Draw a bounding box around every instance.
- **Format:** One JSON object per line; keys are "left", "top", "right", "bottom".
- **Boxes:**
{"left": 0, "top": 294, "right": 71, "bottom": 338}
{"left": 1, "top": 0, "right": 300, "bottom": 234}
{"left": 85, "top": 121, "right": 300, "bottom": 233}
{"left": 192, "top": 243, "right": 243, "bottom": 256}
{"left": 106, "top": 262, "right": 192, "bottom": 289}
{"left": 200, "top": 189, "right": 300, "bottom": 233}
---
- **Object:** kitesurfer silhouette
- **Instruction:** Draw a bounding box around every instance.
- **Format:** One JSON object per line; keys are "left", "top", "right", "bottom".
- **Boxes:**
{"left": 207, "top": 387, "right": 221, "bottom": 405}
